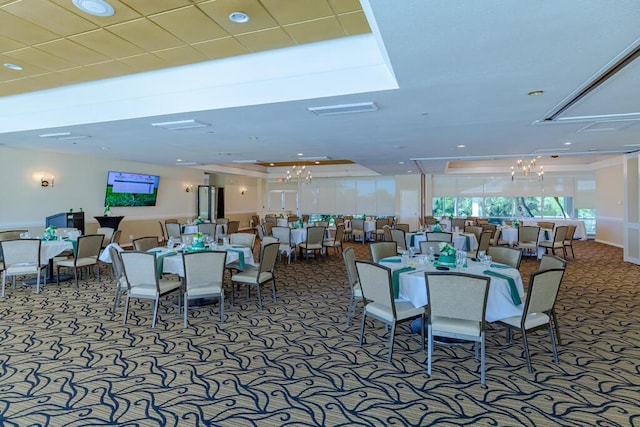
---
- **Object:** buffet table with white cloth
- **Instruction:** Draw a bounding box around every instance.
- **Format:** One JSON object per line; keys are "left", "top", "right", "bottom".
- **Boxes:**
{"left": 406, "top": 232, "right": 478, "bottom": 252}
{"left": 379, "top": 256, "right": 524, "bottom": 323}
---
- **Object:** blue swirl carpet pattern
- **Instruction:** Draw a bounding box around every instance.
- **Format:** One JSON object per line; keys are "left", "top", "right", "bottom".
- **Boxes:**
{"left": 0, "top": 240, "right": 638, "bottom": 426}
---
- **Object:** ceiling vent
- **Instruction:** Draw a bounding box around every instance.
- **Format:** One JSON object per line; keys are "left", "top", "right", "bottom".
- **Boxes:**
{"left": 577, "top": 120, "right": 640, "bottom": 132}
{"left": 151, "top": 119, "right": 210, "bottom": 130}
{"left": 308, "top": 102, "right": 378, "bottom": 116}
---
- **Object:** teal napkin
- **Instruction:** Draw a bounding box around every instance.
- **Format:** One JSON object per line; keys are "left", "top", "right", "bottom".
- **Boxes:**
{"left": 490, "top": 263, "right": 511, "bottom": 269}
{"left": 70, "top": 240, "right": 77, "bottom": 256}
{"left": 483, "top": 270, "right": 522, "bottom": 305}
{"left": 392, "top": 266, "right": 415, "bottom": 299}
{"left": 410, "top": 234, "right": 416, "bottom": 247}
{"left": 227, "top": 248, "right": 245, "bottom": 270}
{"left": 544, "top": 230, "right": 550, "bottom": 240}
{"left": 464, "top": 234, "right": 471, "bottom": 250}
{"left": 156, "top": 251, "right": 177, "bottom": 277}
{"left": 380, "top": 258, "right": 401, "bottom": 263}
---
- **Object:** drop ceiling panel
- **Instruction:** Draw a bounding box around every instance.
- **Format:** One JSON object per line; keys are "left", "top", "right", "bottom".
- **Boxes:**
{"left": 34, "top": 39, "right": 110, "bottom": 66}
{"left": 60, "top": 60, "right": 131, "bottom": 81}
{"left": 192, "top": 38, "right": 250, "bottom": 60}
{"left": 69, "top": 28, "right": 145, "bottom": 58}
{"left": 284, "top": 17, "right": 345, "bottom": 45}
{"left": 235, "top": 27, "right": 293, "bottom": 52}
{"left": 0, "top": 33, "right": 26, "bottom": 51}
{"left": 107, "top": 18, "right": 183, "bottom": 52}
{"left": 198, "top": 0, "right": 278, "bottom": 35}
{"left": 2, "top": 0, "right": 96, "bottom": 36}
{"left": 51, "top": 0, "right": 141, "bottom": 25}
{"left": 152, "top": 45, "right": 209, "bottom": 66}
{"left": 119, "top": 0, "right": 193, "bottom": 16}
{"left": 0, "top": 10, "right": 58, "bottom": 45}
{"left": 261, "top": 0, "right": 333, "bottom": 25}
{"left": 5, "top": 47, "right": 75, "bottom": 72}
{"left": 337, "top": 11, "right": 371, "bottom": 36}
{"left": 117, "top": 53, "right": 168, "bottom": 72}
{"left": 148, "top": 6, "right": 228, "bottom": 43}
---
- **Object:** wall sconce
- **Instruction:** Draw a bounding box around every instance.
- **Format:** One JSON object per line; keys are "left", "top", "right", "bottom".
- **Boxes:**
{"left": 185, "top": 184, "right": 194, "bottom": 193}
{"left": 240, "top": 187, "right": 247, "bottom": 195}
{"left": 41, "top": 176, "right": 54, "bottom": 188}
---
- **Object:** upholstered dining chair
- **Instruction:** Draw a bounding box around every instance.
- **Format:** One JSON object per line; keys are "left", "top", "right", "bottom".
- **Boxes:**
{"left": 226, "top": 221, "right": 240, "bottom": 235}
{"left": 342, "top": 247, "right": 363, "bottom": 327}
{"left": 56, "top": 234, "right": 104, "bottom": 288}
{"left": 369, "top": 242, "right": 398, "bottom": 263}
{"left": 230, "top": 242, "right": 279, "bottom": 311}
{"left": 133, "top": 236, "right": 159, "bottom": 252}
{"left": 108, "top": 245, "right": 127, "bottom": 320}
{"left": 355, "top": 261, "right": 425, "bottom": 363}
{"left": 197, "top": 222, "right": 217, "bottom": 240}
{"left": 157, "top": 221, "right": 167, "bottom": 246}
{"left": 496, "top": 268, "right": 565, "bottom": 373}
{"left": 537, "top": 221, "right": 555, "bottom": 230}
{"left": 165, "top": 222, "right": 182, "bottom": 239}
{"left": 182, "top": 250, "right": 227, "bottom": 327}
{"left": 539, "top": 226, "right": 568, "bottom": 259}
{"left": 390, "top": 229, "right": 406, "bottom": 253}
{"left": 229, "top": 232, "right": 256, "bottom": 249}
{"left": 0, "top": 239, "right": 46, "bottom": 296}
{"left": 563, "top": 225, "right": 577, "bottom": 259}
{"left": 425, "top": 271, "right": 490, "bottom": 384}
{"left": 419, "top": 240, "right": 442, "bottom": 256}
{"left": 395, "top": 223, "right": 410, "bottom": 234}
{"left": 323, "top": 224, "right": 345, "bottom": 256}
{"left": 516, "top": 226, "right": 540, "bottom": 257}
{"left": 271, "top": 226, "right": 296, "bottom": 263}
{"left": 487, "top": 245, "right": 523, "bottom": 269}
{"left": 426, "top": 232, "right": 453, "bottom": 242}
{"left": 464, "top": 225, "right": 483, "bottom": 242}
{"left": 468, "top": 231, "right": 492, "bottom": 259}
{"left": 451, "top": 218, "right": 466, "bottom": 231}
{"left": 299, "top": 226, "right": 326, "bottom": 259}
{"left": 374, "top": 218, "right": 387, "bottom": 240}
{"left": 383, "top": 225, "right": 393, "bottom": 242}
{"left": 120, "top": 251, "right": 182, "bottom": 328}
{"left": 97, "top": 227, "right": 115, "bottom": 248}
{"left": 350, "top": 219, "right": 366, "bottom": 243}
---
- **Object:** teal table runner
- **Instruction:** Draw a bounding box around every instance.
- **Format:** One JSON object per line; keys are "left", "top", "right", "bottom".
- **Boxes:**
{"left": 483, "top": 270, "right": 522, "bottom": 305}
{"left": 490, "top": 263, "right": 511, "bottom": 269}
{"left": 156, "top": 251, "right": 177, "bottom": 277}
{"left": 392, "top": 266, "right": 415, "bottom": 299}
{"left": 410, "top": 234, "right": 416, "bottom": 247}
{"left": 227, "top": 249, "right": 245, "bottom": 270}
{"left": 380, "top": 258, "right": 401, "bottom": 263}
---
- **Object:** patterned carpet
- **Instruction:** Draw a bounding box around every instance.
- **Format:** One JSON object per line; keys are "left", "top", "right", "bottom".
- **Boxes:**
{"left": 0, "top": 239, "right": 638, "bottom": 426}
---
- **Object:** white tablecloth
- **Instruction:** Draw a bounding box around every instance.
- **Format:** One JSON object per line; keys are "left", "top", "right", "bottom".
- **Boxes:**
{"left": 290, "top": 227, "right": 335, "bottom": 245}
{"left": 521, "top": 219, "right": 587, "bottom": 240}
{"left": 500, "top": 227, "right": 552, "bottom": 259}
{"left": 158, "top": 245, "right": 255, "bottom": 276}
{"left": 406, "top": 232, "right": 477, "bottom": 252}
{"left": 41, "top": 240, "right": 74, "bottom": 265}
{"left": 380, "top": 256, "right": 525, "bottom": 323}
{"left": 182, "top": 224, "right": 224, "bottom": 237}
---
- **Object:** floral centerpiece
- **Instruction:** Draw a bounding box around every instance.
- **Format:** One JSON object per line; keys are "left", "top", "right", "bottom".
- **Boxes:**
{"left": 195, "top": 216, "right": 204, "bottom": 225}
{"left": 191, "top": 232, "right": 205, "bottom": 249}
{"left": 438, "top": 243, "right": 456, "bottom": 264}
{"left": 104, "top": 204, "right": 111, "bottom": 216}
{"left": 432, "top": 219, "right": 442, "bottom": 232}
{"left": 44, "top": 226, "right": 57, "bottom": 241}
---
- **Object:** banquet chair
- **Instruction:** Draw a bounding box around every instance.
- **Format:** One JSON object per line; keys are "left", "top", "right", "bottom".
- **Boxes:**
{"left": 263, "top": 221, "right": 274, "bottom": 237}
{"left": 451, "top": 218, "right": 466, "bottom": 231}
{"left": 369, "top": 242, "right": 398, "bottom": 263}
{"left": 425, "top": 272, "right": 490, "bottom": 384}
{"left": 390, "top": 229, "right": 406, "bottom": 253}
{"left": 120, "top": 251, "right": 182, "bottom": 328}
{"left": 56, "top": 234, "right": 104, "bottom": 288}
{"left": 350, "top": 219, "right": 366, "bottom": 243}
{"left": 227, "top": 221, "right": 240, "bottom": 235}
{"left": 230, "top": 242, "right": 279, "bottom": 311}
{"left": 539, "top": 254, "right": 567, "bottom": 271}
{"left": 182, "top": 250, "right": 227, "bottom": 327}
{"left": 489, "top": 227, "right": 502, "bottom": 246}
{"left": 255, "top": 224, "right": 266, "bottom": 241}
{"left": 1, "top": 239, "right": 46, "bottom": 296}
{"left": 133, "top": 236, "right": 159, "bottom": 252}
{"left": 216, "top": 218, "right": 230, "bottom": 226}
{"left": 323, "top": 224, "right": 345, "bottom": 256}
{"left": 264, "top": 216, "right": 277, "bottom": 226}
{"left": 375, "top": 218, "right": 388, "bottom": 240}
{"left": 496, "top": 268, "right": 565, "bottom": 373}
{"left": 108, "top": 245, "right": 127, "bottom": 320}
{"left": 395, "top": 223, "right": 410, "bottom": 234}
{"left": 563, "top": 225, "right": 577, "bottom": 259}
{"left": 539, "top": 226, "right": 568, "bottom": 259}
{"left": 342, "top": 247, "right": 363, "bottom": 327}
{"left": 537, "top": 221, "right": 555, "bottom": 230}
{"left": 419, "top": 240, "right": 443, "bottom": 256}
{"left": 271, "top": 226, "right": 296, "bottom": 263}
{"left": 314, "top": 221, "right": 329, "bottom": 227}
{"left": 165, "top": 222, "right": 182, "bottom": 239}
{"left": 468, "top": 231, "right": 492, "bottom": 259}
{"left": 157, "top": 221, "right": 167, "bottom": 246}
{"left": 426, "top": 232, "right": 452, "bottom": 242}
{"left": 383, "top": 225, "right": 392, "bottom": 242}
{"left": 197, "top": 223, "right": 216, "bottom": 240}
{"left": 464, "top": 225, "right": 483, "bottom": 241}
{"left": 516, "top": 226, "right": 540, "bottom": 257}
{"left": 229, "top": 232, "right": 256, "bottom": 249}
{"left": 97, "top": 227, "right": 114, "bottom": 249}
{"left": 425, "top": 217, "right": 437, "bottom": 226}
{"left": 356, "top": 261, "right": 425, "bottom": 363}
{"left": 299, "top": 226, "right": 326, "bottom": 259}
{"left": 487, "top": 245, "right": 523, "bottom": 269}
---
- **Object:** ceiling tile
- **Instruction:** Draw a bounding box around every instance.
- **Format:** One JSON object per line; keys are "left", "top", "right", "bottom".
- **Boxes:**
{"left": 328, "top": 0, "right": 363, "bottom": 14}
{"left": 260, "top": 0, "right": 333, "bottom": 25}
{"left": 2, "top": 0, "right": 96, "bottom": 36}
{"left": 117, "top": 53, "right": 168, "bottom": 73}
{"left": 284, "top": 17, "right": 345, "bottom": 45}
{"left": 0, "top": 33, "right": 26, "bottom": 52}
{"left": 199, "top": 0, "right": 278, "bottom": 35}
{"left": 152, "top": 45, "right": 209, "bottom": 66}
{"left": 51, "top": 0, "right": 142, "bottom": 26}
{"left": 0, "top": 76, "right": 51, "bottom": 95}
{"left": 119, "top": 0, "right": 194, "bottom": 16}
{"left": 338, "top": 11, "right": 371, "bottom": 36}
{"left": 0, "top": 10, "right": 59, "bottom": 45}
{"left": 192, "top": 37, "right": 250, "bottom": 60}
{"left": 0, "top": 53, "right": 49, "bottom": 77}
{"left": 149, "top": 6, "right": 228, "bottom": 43}
{"left": 69, "top": 28, "right": 145, "bottom": 58}
{"left": 60, "top": 60, "right": 132, "bottom": 82}
{"left": 235, "top": 27, "right": 293, "bottom": 52}
{"left": 4, "top": 47, "right": 75, "bottom": 72}
{"left": 107, "top": 18, "right": 184, "bottom": 52}
{"left": 34, "top": 39, "right": 110, "bottom": 66}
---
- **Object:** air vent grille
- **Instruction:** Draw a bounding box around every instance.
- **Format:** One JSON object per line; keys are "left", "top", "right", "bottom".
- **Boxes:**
{"left": 308, "top": 102, "right": 378, "bottom": 116}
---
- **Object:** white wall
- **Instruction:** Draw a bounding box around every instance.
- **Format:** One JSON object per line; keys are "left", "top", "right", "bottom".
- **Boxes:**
{"left": 595, "top": 160, "right": 625, "bottom": 247}
{"left": 0, "top": 146, "right": 206, "bottom": 230}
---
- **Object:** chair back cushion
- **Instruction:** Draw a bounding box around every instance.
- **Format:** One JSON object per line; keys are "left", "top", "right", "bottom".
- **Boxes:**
{"left": 306, "top": 226, "right": 326, "bottom": 244}
{"left": 271, "top": 227, "right": 292, "bottom": 245}
{"left": 487, "top": 245, "right": 522, "bottom": 268}
{"left": 230, "top": 232, "right": 256, "bottom": 248}
{"left": 526, "top": 268, "right": 564, "bottom": 315}
{"left": 259, "top": 242, "right": 280, "bottom": 273}
{"left": 0, "top": 239, "right": 40, "bottom": 266}
{"left": 355, "top": 261, "right": 393, "bottom": 309}
{"left": 120, "top": 252, "right": 158, "bottom": 290}
{"left": 518, "top": 226, "right": 540, "bottom": 243}
{"left": 369, "top": 242, "right": 398, "bottom": 262}
{"left": 183, "top": 250, "right": 226, "bottom": 290}
{"left": 426, "top": 272, "right": 489, "bottom": 323}
{"left": 77, "top": 234, "right": 104, "bottom": 259}
{"left": 426, "top": 232, "right": 452, "bottom": 242}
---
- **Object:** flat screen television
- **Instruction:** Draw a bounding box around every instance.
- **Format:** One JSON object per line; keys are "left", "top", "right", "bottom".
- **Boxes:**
{"left": 105, "top": 171, "right": 160, "bottom": 207}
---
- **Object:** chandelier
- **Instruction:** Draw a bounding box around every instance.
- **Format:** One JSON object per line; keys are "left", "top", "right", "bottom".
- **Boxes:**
{"left": 286, "top": 165, "right": 312, "bottom": 184}
{"left": 511, "top": 159, "right": 543, "bottom": 181}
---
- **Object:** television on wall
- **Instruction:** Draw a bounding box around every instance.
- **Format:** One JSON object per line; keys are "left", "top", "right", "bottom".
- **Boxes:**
{"left": 105, "top": 171, "right": 160, "bottom": 207}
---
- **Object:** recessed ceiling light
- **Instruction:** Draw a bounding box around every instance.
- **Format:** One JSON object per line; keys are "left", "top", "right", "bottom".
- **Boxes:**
{"left": 4, "top": 63, "right": 23, "bottom": 71}
{"left": 269, "top": 163, "right": 275, "bottom": 166}
{"left": 72, "top": 0, "right": 114, "bottom": 17}
{"left": 563, "top": 141, "right": 572, "bottom": 145}
{"left": 39, "top": 132, "right": 71, "bottom": 138}
{"left": 229, "top": 12, "right": 249, "bottom": 23}
{"left": 399, "top": 161, "right": 405, "bottom": 164}
{"left": 297, "top": 153, "right": 304, "bottom": 156}
{"left": 151, "top": 119, "right": 210, "bottom": 130}
{"left": 101, "top": 146, "right": 110, "bottom": 151}
{"left": 176, "top": 159, "right": 183, "bottom": 162}
{"left": 457, "top": 144, "right": 466, "bottom": 148}
{"left": 315, "top": 161, "right": 320, "bottom": 164}
{"left": 248, "top": 136, "right": 258, "bottom": 140}
{"left": 528, "top": 90, "right": 544, "bottom": 96}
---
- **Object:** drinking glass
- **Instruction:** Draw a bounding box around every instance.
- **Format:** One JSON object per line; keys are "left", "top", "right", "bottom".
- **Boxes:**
{"left": 455, "top": 250, "right": 466, "bottom": 270}
{"left": 484, "top": 255, "right": 492, "bottom": 267}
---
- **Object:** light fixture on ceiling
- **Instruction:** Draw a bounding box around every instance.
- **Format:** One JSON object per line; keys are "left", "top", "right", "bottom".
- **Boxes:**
{"left": 240, "top": 187, "right": 248, "bottom": 195}
{"left": 151, "top": 119, "right": 210, "bottom": 130}
{"left": 72, "top": 0, "right": 115, "bottom": 17}
{"left": 286, "top": 165, "right": 312, "bottom": 184}
{"left": 229, "top": 12, "right": 249, "bottom": 23}
{"left": 185, "top": 184, "right": 194, "bottom": 193}
{"left": 528, "top": 90, "right": 544, "bottom": 96}
{"left": 39, "top": 132, "right": 89, "bottom": 140}
{"left": 308, "top": 102, "right": 378, "bottom": 116}
{"left": 41, "top": 175, "right": 55, "bottom": 188}
{"left": 511, "top": 159, "right": 543, "bottom": 182}
{"left": 4, "top": 63, "right": 23, "bottom": 71}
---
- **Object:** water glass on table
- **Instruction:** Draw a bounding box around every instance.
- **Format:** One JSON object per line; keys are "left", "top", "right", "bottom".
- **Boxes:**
{"left": 455, "top": 250, "right": 467, "bottom": 270}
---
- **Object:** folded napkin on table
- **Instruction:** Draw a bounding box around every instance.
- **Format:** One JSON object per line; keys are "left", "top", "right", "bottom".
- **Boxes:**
{"left": 380, "top": 258, "right": 401, "bottom": 263}
{"left": 490, "top": 263, "right": 512, "bottom": 269}
{"left": 483, "top": 270, "right": 522, "bottom": 305}
{"left": 156, "top": 251, "right": 177, "bottom": 277}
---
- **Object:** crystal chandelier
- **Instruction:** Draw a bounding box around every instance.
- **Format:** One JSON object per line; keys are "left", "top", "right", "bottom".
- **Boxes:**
{"left": 511, "top": 159, "right": 543, "bottom": 181}
{"left": 286, "top": 165, "right": 312, "bottom": 184}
